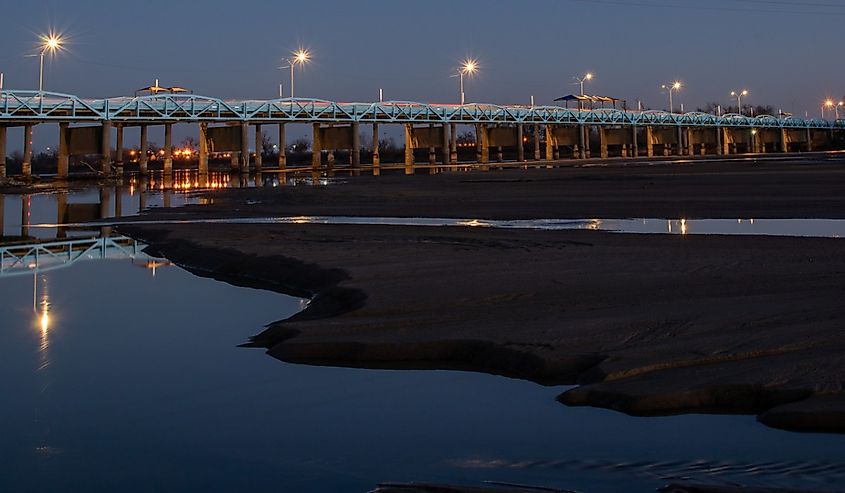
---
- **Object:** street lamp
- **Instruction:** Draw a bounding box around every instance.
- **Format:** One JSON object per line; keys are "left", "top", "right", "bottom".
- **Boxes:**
{"left": 661, "top": 81, "right": 682, "bottom": 113}
{"left": 279, "top": 49, "right": 310, "bottom": 98}
{"left": 38, "top": 33, "right": 63, "bottom": 92}
{"left": 575, "top": 72, "right": 593, "bottom": 96}
{"left": 822, "top": 99, "right": 834, "bottom": 120}
{"left": 731, "top": 89, "right": 749, "bottom": 115}
{"left": 457, "top": 59, "right": 477, "bottom": 105}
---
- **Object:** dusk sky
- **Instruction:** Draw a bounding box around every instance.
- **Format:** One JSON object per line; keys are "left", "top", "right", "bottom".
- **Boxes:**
{"left": 2, "top": 0, "right": 845, "bottom": 148}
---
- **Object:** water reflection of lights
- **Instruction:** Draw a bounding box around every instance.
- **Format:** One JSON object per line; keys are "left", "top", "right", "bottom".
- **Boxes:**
{"left": 34, "top": 274, "right": 51, "bottom": 369}
{"left": 145, "top": 260, "right": 171, "bottom": 277}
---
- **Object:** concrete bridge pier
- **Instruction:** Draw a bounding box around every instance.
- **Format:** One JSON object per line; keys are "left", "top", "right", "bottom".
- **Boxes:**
{"left": 230, "top": 151, "right": 239, "bottom": 171}
{"left": 544, "top": 125, "right": 556, "bottom": 161}
{"left": 441, "top": 123, "right": 450, "bottom": 166}
{"left": 676, "top": 126, "right": 684, "bottom": 156}
{"left": 139, "top": 125, "right": 149, "bottom": 174}
{"left": 57, "top": 122, "right": 69, "bottom": 178}
{"left": 352, "top": 122, "right": 361, "bottom": 170}
{"left": 198, "top": 123, "right": 209, "bottom": 175}
{"left": 0, "top": 126, "right": 6, "bottom": 179}
{"left": 22, "top": 125, "right": 33, "bottom": 177}
{"left": 599, "top": 127, "right": 609, "bottom": 159}
{"left": 631, "top": 125, "right": 639, "bottom": 157}
{"left": 475, "top": 124, "right": 483, "bottom": 164}
{"left": 517, "top": 124, "right": 525, "bottom": 162}
{"left": 102, "top": 121, "right": 113, "bottom": 174}
{"left": 115, "top": 124, "right": 124, "bottom": 174}
{"left": 806, "top": 128, "right": 813, "bottom": 152}
{"left": 312, "top": 122, "right": 322, "bottom": 170}
{"left": 428, "top": 124, "right": 437, "bottom": 167}
{"left": 162, "top": 123, "right": 172, "bottom": 175}
{"left": 716, "top": 127, "right": 723, "bottom": 155}
{"left": 254, "top": 124, "right": 263, "bottom": 172}
{"left": 372, "top": 123, "right": 380, "bottom": 171}
{"left": 533, "top": 124, "right": 541, "bottom": 161}
{"left": 278, "top": 123, "right": 287, "bottom": 169}
{"left": 449, "top": 123, "right": 457, "bottom": 165}
{"left": 239, "top": 123, "right": 249, "bottom": 173}
{"left": 404, "top": 124, "right": 415, "bottom": 174}
{"left": 645, "top": 127, "right": 654, "bottom": 157}
{"left": 478, "top": 124, "right": 490, "bottom": 170}
{"left": 583, "top": 125, "right": 591, "bottom": 158}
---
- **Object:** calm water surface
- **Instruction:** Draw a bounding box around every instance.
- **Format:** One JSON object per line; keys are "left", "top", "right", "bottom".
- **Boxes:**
{"left": 1, "top": 180, "right": 844, "bottom": 492}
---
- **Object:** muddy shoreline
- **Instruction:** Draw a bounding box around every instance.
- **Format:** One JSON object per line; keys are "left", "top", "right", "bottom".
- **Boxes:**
{"left": 122, "top": 161, "right": 845, "bottom": 434}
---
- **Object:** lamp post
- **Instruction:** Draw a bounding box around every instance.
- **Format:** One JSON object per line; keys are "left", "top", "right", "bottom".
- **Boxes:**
{"left": 575, "top": 72, "right": 593, "bottom": 96}
{"left": 279, "top": 49, "right": 310, "bottom": 98}
{"left": 661, "top": 81, "right": 682, "bottom": 113}
{"left": 38, "top": 34, "right": 62, "bottom": 93}
{"left": 731, "top": 89, "right": 749, "bottom": 115}
{"left": 457, "top": 59, "right": 477, "bottom": 105}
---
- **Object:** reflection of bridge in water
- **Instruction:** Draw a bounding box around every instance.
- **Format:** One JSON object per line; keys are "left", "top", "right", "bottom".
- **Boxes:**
{"left": 0, "top": 235, "right": 146, "bottom": 277}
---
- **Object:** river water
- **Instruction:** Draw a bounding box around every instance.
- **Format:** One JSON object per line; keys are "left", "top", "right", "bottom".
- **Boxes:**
{"left": 1, "top": 173, "right": 844, "bottom": 492}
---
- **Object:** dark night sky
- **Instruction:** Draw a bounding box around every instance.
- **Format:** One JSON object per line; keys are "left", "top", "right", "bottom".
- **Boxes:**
{"left": 2, "top": 0, "right": 845, "bottom": 149}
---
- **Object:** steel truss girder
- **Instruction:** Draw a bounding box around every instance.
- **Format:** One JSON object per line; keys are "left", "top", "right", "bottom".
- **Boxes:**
{"left": 0, "top": 90, "right": 840, "bottom": 130}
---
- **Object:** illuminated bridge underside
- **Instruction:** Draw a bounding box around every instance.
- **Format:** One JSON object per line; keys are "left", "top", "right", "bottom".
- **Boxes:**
{"left": 1, "top": 90, "right": 839, "bottom": 129}
{"left": 0, "top": 236, "right": 143, "bottom": 277}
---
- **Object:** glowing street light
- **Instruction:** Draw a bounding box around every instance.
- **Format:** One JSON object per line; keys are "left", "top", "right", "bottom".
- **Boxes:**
{"left": 661, "top": 81, "right": 682, "bottom": 114}
{"left": 38, "top": 33, "right": 63, "bottom": 92}
{"left": 731, "top": 89, "right": 749, "bottom": 115}
{"left": 821, "top": 99, "right": 842, "bottom": 120}
{"left": 575, "top": 72, "right": 593, "bottom": 96}
{"left": 456, "top": 59, "right": 478, "bottom": 105}
{"left": 279, "top": 49, "right": 310, "bottom": 98}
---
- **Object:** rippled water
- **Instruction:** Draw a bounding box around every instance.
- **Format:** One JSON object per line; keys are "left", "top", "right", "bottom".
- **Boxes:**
{"left": 2, "top": 182, "right": 844, "bottom": 492}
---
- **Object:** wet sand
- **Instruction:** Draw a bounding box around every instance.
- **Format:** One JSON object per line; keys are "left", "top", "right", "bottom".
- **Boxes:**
{"left": 122, "top": 159, "right": 845, "bottom": 434}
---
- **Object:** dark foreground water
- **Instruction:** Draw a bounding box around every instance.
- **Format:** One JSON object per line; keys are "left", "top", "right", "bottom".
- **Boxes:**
{"left": 2, "top": 182, "right": 845, "bottom": 492}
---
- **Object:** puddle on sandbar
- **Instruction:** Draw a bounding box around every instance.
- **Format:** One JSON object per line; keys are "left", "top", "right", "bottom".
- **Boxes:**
{"left": 28, "top": 216, "right": 845, "bottom": 239}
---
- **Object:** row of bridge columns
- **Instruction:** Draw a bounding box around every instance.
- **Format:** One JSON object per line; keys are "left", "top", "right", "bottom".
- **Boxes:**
{"left": 0, "top": 121, "right": 832, "bottom": 180}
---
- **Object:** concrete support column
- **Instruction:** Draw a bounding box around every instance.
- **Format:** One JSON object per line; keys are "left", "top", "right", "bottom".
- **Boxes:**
{"left": 716, "top": 127, "right": 723, "bottom": 155}
{"left": 278, "top": 123, "right": 287, "bottom": 168}
{"left": 239, "top": 123, "right": 249, "bottom": 173}
{"left": 115, "top": 125, "right": 124, "bottom": 173}
{"left": 441, "top": 124, "right": 450, "bottom": 164}
{"left": 0, "top": 126, "right": 6, "bottom": 179}
{"left": 686, "top": 128, "right": 694, "bottom": 156}
{"left": 497, "top": 146, "right": 504, "bottom": 163}
{"left": 312, "top": 122, "right": 322, "bottom": 170}
{"left": 449, "top": 123, "right": 458, "bottom": 164}
{"left": 22, "top": 125, "right": 33, "bottom": 177}
{"left": 254, "top": 124, "right": 263, "bottom": 172}
{"left": 428, "top": 124, "right": 437, "bottom": 165}
{"left": 584, "top": 125, "right": 591, "bottom": 158}
{"left": 545, "top": 125, "right": 555, "bottom": 161}
{"left": 372, "top": 123, "right": 380, "bottom": 168}
{"left": 351, "top": 122, "right": 361, "bottom": 168}
{"left": 807, "top": 128, "right": 813, "bottom": 152}
{"left": 780, "top": 128, "right": 788, "bottom": 153}
{"left": 676, "top": 126, "right": 684, "bottom": 156}
{"left": 533, "top": 124, "right": 541, "bottom": 161}
{"left": 139, "top": 125, "right": 149, "bottom": 174}
{"left": 475, "top": 124, "right": 483, "bottom": 163}
{"left": 101, "top": 121, "right": 113, "bottom": 174}
{"left": 478, "top": 124, "right": 489, "bottom": 167}
{"left": 57, "top": 122, "right": 69, "bottom": 178}
{"left": 161, "top": 123, "right": 173, "bottom": 174}
{"left": 645, "top": 127, "right": 654, "bottom": 157}
{"left": 403, "top": 124, "right": 415, "bottom": 174}
{"left": 517, "top": 124, "right": 525, "bottom": 162}
{"left": 198, "top": 123, "right": 209, "bottom": 175}
{"left": 632, "top": 125, "right": 639, "bottom": 158}
{"left": 599, "top": 127, "right": 609, "bottom": 159}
